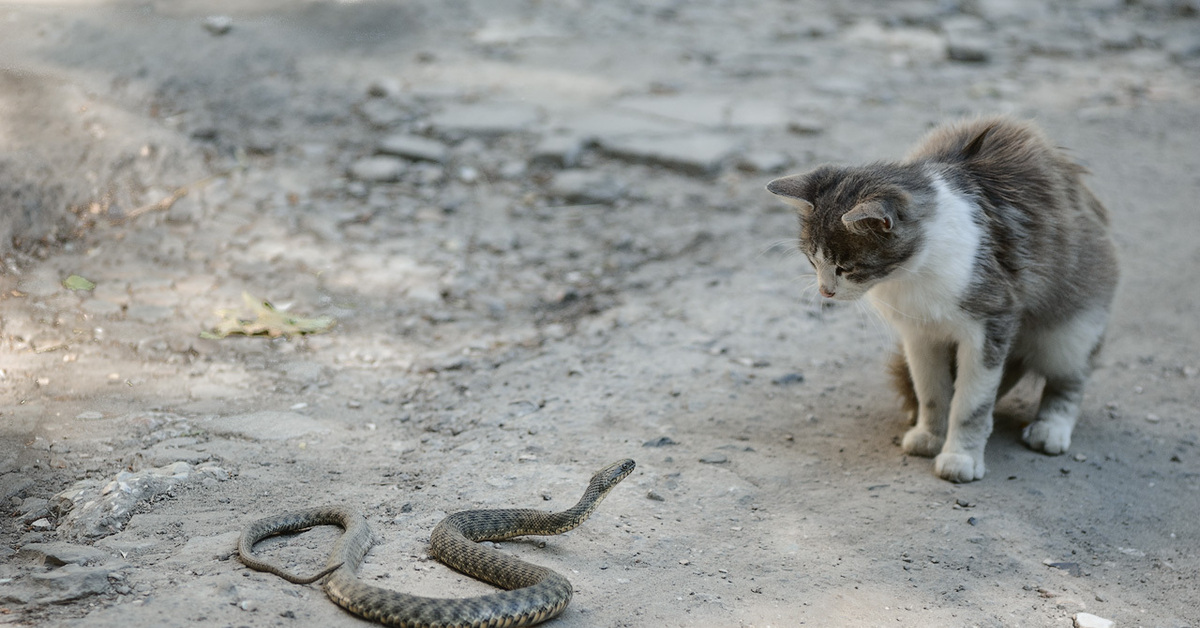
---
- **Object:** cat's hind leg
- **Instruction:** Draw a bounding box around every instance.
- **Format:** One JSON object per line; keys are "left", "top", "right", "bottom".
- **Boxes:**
{"left": 1021, "top": 308, "right": 1109, "bottom": 455}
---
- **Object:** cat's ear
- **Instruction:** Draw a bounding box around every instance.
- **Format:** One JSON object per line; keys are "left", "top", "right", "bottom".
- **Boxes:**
{"left": 962, "top": 122, "right": 998, "bottom": 159}
{"left": 766, "top": 176, "right": 814, "bottom": 216}
{"left": 841, "top": 200, "right": 894, "bottom": 233}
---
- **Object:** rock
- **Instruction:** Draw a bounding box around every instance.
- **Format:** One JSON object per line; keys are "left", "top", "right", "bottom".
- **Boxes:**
{"left": 771, "top": 373, "right": 805, "bottom": 386}
{"left": 28, "top": 564, "right": 114, "bottom": 603}
{"left": 30, "top": 518, "right": 54, "bottom": 531}
{"left": 947, "top": 36, "right": 991, "bottom": 62}
{"left": 787, "top": 116, "right": 827, "bottom": 135}
{"left": 643, "top": 437, "right": 678, "bottom": 447}
{"left": 377, "top": 134, "right": 449, "bottom": 163}
{"left": 700, "top": 453, "right": 729, "bottom": 464}
{"left": 202, "top": 15, "right": 233, "bottom": 36}
{"left": 18, "top": 542, "right": 111, "bottom": 566}
{"left": 531, "top": 134, "right": 586, "bottom": 168}
{"left": 349, "top": 156, "right": 406, "bottom": 182}
{"left": 53, "top": 462, "right": 194, "bottom": 540}
{"left": 597, "top": 132, "right": 741, "bottom": 177}
{"left": 545, "top": 170, "right": 625, "bottom": 204}
{"left": 1074, "top": 612, "right": 1114, "bottom": 628}
{"left": 19, "top": 497, "right": 50, "bottom": 523}
{"left": 429, "top": 102, "right": 541, "bottom": 137}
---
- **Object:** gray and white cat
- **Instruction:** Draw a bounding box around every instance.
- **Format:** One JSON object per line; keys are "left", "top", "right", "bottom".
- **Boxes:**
{"left": 767, "top": 116, "right": 1119, "bottom": 482}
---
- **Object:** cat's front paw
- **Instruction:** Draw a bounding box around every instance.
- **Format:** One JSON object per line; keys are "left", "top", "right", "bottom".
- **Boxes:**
{"left": 1022, "top": 421, "right": 1072, "bottom": 455}
{"left": 902, "top": 427, "right": 944, "bottom": 458}
{"left": 934, "top": 452, "right": 986, "bottom": 483}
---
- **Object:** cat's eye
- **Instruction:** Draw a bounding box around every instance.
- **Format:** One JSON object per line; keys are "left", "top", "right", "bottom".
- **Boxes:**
{"left": 835, "top": 265, "right": 852, "bottom": 276}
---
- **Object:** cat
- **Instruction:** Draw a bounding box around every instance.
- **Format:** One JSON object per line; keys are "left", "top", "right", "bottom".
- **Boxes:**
{"left": 766, "top": 116, "right": 1119, "bottom": 482}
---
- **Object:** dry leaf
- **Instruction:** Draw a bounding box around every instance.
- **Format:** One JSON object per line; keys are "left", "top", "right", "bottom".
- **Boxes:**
{"left": 201, "top": 292, "right": 335, "bottom": 339}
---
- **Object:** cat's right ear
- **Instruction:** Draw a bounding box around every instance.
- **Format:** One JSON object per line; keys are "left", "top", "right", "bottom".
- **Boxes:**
{"left": 766, "top": 176, "right": 814, "bottom": 216}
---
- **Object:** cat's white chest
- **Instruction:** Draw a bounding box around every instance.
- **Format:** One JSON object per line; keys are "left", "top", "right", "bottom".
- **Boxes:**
{"left": 866, "top": 175, "right": 981, "bottom": 332}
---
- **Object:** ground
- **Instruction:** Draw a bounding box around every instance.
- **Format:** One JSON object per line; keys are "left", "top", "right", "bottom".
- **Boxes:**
{"left": 1, "top": 1, "right": 1199, "bottom": 627}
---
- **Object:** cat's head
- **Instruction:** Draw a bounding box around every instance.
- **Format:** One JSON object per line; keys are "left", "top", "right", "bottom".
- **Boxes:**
{"left": 767, "top": 164, "right": 927, "bottom": 301}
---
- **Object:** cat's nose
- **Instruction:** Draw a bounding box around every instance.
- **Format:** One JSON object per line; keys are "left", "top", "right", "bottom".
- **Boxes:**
{"left": 819, "top": 286, "right": 835, "bottom": 298}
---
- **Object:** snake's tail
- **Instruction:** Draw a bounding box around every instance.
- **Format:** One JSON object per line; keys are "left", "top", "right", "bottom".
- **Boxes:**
{"left": 256, "top": 560, "right": 344, "bottom": 585}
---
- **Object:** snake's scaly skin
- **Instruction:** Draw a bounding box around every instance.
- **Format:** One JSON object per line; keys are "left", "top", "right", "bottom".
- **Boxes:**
{"left": 239, "top": 459, "right": 635, "bottom": 628}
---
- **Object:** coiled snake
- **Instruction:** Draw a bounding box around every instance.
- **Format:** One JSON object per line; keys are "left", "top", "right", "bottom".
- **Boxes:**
{"left": 238, "top": 459, "right": 635, "bottom": 628}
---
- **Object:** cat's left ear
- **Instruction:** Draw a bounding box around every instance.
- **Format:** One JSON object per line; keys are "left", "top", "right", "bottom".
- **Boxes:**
{"left": 766, "top": 176, "right": 814, "bottom": 216}
{"left": 841, "top": 200, "right": 894, "bottom": 233}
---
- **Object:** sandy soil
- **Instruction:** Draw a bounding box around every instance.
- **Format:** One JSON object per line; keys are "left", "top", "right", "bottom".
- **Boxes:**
{"left": 2, "top": 1, "right": 1199, "bottom": 627}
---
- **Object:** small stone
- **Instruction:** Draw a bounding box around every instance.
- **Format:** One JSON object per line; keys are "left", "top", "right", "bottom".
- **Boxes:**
{"left": 699, "top": 453, "right": 729, "bottom": 464}
{"left": 967, "top": 516, "right": 978, "bottom": 526}
{"left": 787, "top": 116, "right": 826, "bottom": 135}
{"left": 349, "top": 157, "right": 406, "bottom": 182}
{"left": 1074, "top": 612, "right": 1114, "bottom": 628}
{"left": 30, "top": 518, "right": 53, "bottom": 531}
{"left": 1073, "top": 453, "right": 1087, "bottom": 462}
{"left": 1145, "top": 413, "right": 1161, "bottom": 423}
{"left": 646, "top": 490, "right": 665, "bottom": 502}
{"left": 239, "top": 599, "right": 259, "bottom": 612}
{"left": 202, "top": 15, "right": 233, "bottom": 36}
{"left": 643, "top": 437, "right": 678, "bottom": 447}
{"left": 947, "top": 37, "right": 991, "bottom": 63}
{"left": 377, "top": 134, "right": 449, "bottom": 163}
{"left": 771, "top": 373, "right": 805, "bottom": 386}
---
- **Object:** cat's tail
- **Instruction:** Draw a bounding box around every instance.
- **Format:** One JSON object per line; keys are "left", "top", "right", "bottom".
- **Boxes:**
{"left": 888, "top": 351, "right": 919, "bottom": 426}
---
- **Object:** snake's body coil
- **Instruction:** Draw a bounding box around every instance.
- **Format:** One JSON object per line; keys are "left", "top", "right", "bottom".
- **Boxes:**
{"left": 239, "top": 459, "right": 635, "bottom": 628}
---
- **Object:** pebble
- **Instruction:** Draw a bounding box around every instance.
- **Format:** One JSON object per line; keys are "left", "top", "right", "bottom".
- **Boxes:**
{"left": 1145, "top": 413, "right": 1161, "bottom": 423}
{"left": 771, "top": 373, "right": 805, "bottom": 386}
{"left": 349, "top": 156, "right": 406, "bottom": 182}
{"left": 1074, "top": 612, "right": 1114, "bottom": 628}
{"left": 699, "top": 453, "right": 729, "bottom": 464}
{"left": 30, "top": 518, "right": 54, "bottom": 531}
{"left": 377, "top": 134, "right": 450, "bottom": 163}
{"left": 202, "top": 15, "right": 232, "bottom": 36}
{"left": 643, "top": 436, "right": 678, "bottom": 447}
{"left": 239, "top": 599, "right": 259, "bottom": 612}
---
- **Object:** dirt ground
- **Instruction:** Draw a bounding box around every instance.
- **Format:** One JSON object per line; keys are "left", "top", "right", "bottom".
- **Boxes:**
{"left": 2, "top": 1, "right": 1199, "bottom": 627}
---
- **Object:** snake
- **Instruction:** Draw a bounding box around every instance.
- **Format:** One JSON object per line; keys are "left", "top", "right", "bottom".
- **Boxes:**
{"left": 238, "top": 459, "right": 636, "bottom": 628}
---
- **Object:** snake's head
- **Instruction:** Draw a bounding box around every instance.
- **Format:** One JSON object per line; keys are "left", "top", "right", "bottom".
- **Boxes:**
{"left": 592, "top": 459, "right": 636, "bottom": 492}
